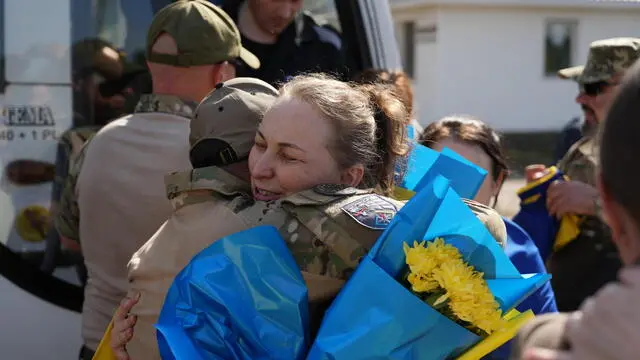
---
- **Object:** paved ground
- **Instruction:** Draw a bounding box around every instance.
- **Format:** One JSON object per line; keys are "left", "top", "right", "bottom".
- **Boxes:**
{"left": 495, "top": 177, "right": 526, "bottom": 219}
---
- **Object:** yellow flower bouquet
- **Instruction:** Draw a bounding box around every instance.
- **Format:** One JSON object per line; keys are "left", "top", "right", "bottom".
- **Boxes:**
{"left": 307, "top": 176, "right": 550, "bottom": 360}
{"left": 404, "top": 238, "right": 506, "bottom": 338}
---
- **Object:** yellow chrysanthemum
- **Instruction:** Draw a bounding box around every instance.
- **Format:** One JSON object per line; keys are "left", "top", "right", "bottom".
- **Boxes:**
{"left": 407, "top": 272, "right": 439, "bottom": 293}
{"left": 403, "top": 238, "right": 506, "bottom": 335}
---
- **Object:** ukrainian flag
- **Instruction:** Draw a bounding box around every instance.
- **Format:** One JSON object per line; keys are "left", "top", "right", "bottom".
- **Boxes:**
{"left": 512, "top": 166, "right": 582, "bottom": 262}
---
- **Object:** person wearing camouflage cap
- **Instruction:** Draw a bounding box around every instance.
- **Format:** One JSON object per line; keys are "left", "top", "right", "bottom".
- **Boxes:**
{"left": 54, "top": 2, "right": 260, "bottom": 358}
{"left": 119, "top": 78, "right": 277, "bottom": 360}
{"left": 547, "top": 38, "right": 640, "bottom": 312}
{"left": 510, "top": 38, "right": 640, "bottom": 358}
{"left": 108, "top": 75, "right": 509, "bottom": 359}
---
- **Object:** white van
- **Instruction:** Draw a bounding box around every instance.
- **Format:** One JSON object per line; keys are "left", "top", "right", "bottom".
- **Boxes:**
{"left": 0, "top": 1, "right": 401, "bottom": 359}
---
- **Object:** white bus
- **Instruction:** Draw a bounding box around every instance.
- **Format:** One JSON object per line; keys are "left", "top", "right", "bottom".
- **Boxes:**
{"left": 0, "top": 1, "right": 401, "bottom": 359}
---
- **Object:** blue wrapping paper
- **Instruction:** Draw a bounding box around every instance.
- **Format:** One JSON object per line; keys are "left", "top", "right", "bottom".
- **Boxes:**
{"left": 399, "top": 144, "right": 487, "bottom": 200}
{"left": 155, "top": 226, "right": 309, "bottom": 360}
{"left": 307, "top": 176, "right": 550, "bottom": 360}
{"left": 156, "top": 146, "right": 548, "bottom": 360}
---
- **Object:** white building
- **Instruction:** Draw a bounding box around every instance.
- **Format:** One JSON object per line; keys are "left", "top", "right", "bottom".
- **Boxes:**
{"left": 391, "top": 0, "right": 640, "bottom": 132}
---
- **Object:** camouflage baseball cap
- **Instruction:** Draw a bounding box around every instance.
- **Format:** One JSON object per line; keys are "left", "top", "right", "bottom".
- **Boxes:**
{"left": 147, "top": 0, "right": 259, "bottom": 69}
{"left": 189, "top": 78, "right": 278, "bottom": 167}
{"left": 558, "top": 37, "right": 640, "bottom": 83}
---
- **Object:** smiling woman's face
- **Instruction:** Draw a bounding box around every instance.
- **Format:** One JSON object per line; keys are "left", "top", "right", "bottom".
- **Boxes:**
{"left": 248, "top": 97, "right": 345, "bottom": 201}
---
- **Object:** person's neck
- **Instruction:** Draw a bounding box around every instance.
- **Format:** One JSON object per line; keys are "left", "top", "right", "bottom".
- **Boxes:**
{"left": 151, "top": 87, "right": 205, "bottom": 104}
{"left": 237, "top": 1, "right": 277, "bottom": 44}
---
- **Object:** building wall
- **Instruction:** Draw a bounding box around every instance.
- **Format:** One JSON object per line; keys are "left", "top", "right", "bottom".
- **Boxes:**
{"left": 397, "top": 6, "right": 640, "bottom": 131}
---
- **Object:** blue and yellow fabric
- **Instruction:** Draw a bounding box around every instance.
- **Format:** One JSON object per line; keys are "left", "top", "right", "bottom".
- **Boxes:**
{"left": 156, "top": 226, "right": 309, "bottom": 360}
{"left": 512, "top": 166, "right": 582, "bottom": 262}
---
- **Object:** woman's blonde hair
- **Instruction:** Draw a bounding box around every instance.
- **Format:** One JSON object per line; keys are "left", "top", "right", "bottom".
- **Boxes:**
{"left": 278, "top": 74, "right": 411, "bottom": 195}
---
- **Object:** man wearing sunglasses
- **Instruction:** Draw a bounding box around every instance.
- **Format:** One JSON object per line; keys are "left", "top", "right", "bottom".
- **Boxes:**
{"left": 524, "top": 38, "right": 640, "bottom": 313}
{"left": 511, "top": 38, "right": 640, "bottom": 359}
{"left": 545, "top": 38, "right": 640, "bottom": 313}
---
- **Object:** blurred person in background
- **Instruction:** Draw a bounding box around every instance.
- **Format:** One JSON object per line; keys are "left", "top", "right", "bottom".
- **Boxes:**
{"left": 522, "top": 38, "right": 640, "bottom": 312}
{"left": 221, "top": 0, "right": 349, "bottom": 86}
{"left": 41, "top": 39, "right": 129, "bottom": 280}
{"left": 352, "top": 68, "right": 423, "bottom": 140}
{"left": 554, "top": 61, "right": 597, "bottom": 163}
{"left": 514, "top": 55, "right": 640, "bottom": 360}
{"left": 420, "top": 116, "right": 557, "bottom": 359}
{"left": 53, "top": 2, "right": 256, "bottom": 358}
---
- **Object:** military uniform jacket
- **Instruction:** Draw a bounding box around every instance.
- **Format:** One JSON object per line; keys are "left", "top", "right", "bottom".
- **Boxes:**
{"left": 130, "top": 166, "right": 508, "bottom": 347}
{"left": 54, "top": 94, "right": 196, "bottom": 351}
{"left": 126, "top": 166, "right": 252, "bottom": 360}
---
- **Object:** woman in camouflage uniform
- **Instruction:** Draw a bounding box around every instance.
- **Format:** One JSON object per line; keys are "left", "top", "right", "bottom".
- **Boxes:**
{"left": 108, "top": 75, "right": 507, "bottom": 359}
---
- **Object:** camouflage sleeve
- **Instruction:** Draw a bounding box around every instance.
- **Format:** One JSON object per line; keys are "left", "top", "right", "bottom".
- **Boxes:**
{"left": 558, "top": 137, "right": 598, "bottom": 187}
{"left": 53, "top": 136, "right": 92, "bottom": 245}
{"left": 50, "top": 137, "right": 74, "bottom": 207}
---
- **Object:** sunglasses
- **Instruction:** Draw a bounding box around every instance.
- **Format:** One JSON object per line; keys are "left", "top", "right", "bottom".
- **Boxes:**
{"left": 580, "top": 81, "right": 619, "bottom": 97}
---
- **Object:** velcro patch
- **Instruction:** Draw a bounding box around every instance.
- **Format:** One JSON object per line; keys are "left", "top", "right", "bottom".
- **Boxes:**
{"left": 341, "top": 195, "right": 398, "bottom": 230}
{"left": 313, "top": 184, "right": 358, "bottom": 196}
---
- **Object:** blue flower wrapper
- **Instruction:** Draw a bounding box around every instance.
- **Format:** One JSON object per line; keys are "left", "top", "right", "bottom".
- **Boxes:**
{"left": 307, "top": 176, "right": 550, "bottom": 360}
{"left": 155, "top": 226, "right": 309, "bottom": 360}
{"left": 154, "top": 145, "right": 549, "bottom": 360}
{"left": 398, "top": 144, "right": 487, "bottom": 199}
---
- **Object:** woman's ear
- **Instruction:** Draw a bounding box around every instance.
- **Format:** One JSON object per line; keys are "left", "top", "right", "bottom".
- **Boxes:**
{"left": 493, "top": 170, "right": 506, "bottom": 198}
{"left": 340, "top": 164, "right": 365, "bottom": 187}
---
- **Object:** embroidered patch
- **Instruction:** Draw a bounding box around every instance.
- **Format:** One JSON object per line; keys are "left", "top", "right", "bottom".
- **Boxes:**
{"left": 341, "top": 195, "right": 398, "bottom": 230}
{"left": 313, "top": 184, "right": 358, "bottom": 196}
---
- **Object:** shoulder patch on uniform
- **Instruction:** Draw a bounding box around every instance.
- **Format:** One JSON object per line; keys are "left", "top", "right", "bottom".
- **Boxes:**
{"left": 341, "top": 195, "right": 398, "bottom": 230}
{"left": 313, "top": 184, "right": 358, "bottom": 196}
{"left": 313, "top": 25, "right": 342, "bottom": 50}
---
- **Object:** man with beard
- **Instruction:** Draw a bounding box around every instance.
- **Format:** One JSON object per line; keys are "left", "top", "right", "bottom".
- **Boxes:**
{"left": 524, "top": 38, "right": 640, "bottom": 313}
{"left": 512, "top": 48, "right": 640, "bottom": 360}
{"left": 553, "top": 61, "right": 599, "bottom": 163}
{"left": 221, "top": 0, "right": 349, "bottom": 86}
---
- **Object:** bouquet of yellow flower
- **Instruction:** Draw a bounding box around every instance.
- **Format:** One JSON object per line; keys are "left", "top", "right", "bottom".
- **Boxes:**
{"left": 307, "top": 176, "right": 551, "bottom": 360}
{"left": 404, "top": 238, "right": 505, "bottom": 337}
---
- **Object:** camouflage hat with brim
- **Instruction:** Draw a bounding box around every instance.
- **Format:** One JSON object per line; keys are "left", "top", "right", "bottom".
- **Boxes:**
{"left": 558, "top": 37, "right": 640, "bottom": 84}
{"left": 557, "top": 65, "right": 583, "bottom": 81}
{"left": 189, "top": 78, "right": 279, "bottom": 167}
{"left": 147, "top": 0, "right": 259, "bottom": 69}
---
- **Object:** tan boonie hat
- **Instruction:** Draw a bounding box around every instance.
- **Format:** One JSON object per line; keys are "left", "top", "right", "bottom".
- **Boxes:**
{"left": 189, "top": 77, "right": 278, "bottom": 167}
{"left": 146, "top": 0, "right": 260, "bottom": 69}
{"left": 557, "top": 37, "right": 640, "bottom": 83}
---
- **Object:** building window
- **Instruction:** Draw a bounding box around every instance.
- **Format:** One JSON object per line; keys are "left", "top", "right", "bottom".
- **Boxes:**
{"left": 402, "top": 21, "right": 415, "bottom": 78}
{"left": 544, "top": 19, "right": 577, "bottom": 77}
